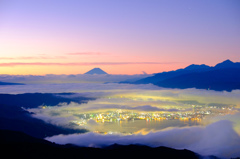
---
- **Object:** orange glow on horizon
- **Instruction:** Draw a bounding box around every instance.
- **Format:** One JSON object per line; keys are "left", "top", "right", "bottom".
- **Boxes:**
{"left": 0, "top": 63, "right": 186, "bottom": 75}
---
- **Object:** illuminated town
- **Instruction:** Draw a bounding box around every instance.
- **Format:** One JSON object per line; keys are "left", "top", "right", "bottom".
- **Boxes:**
{"left": 68, "top": 104, "right": 236, "bottom": 129}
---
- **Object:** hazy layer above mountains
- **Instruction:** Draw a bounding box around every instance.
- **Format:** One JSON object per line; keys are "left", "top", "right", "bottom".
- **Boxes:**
{"left": 0, "top": 73, "right": 150, "bottom": 84}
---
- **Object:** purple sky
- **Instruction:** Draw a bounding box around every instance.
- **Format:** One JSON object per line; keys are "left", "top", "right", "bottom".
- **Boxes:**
{"left": 0, "top": 0, "right": 239, "bottom": 75}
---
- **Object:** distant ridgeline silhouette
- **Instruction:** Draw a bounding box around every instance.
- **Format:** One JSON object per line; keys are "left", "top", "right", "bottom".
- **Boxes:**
{"left": 84, "top": 68, "right": 108, "bottom": 75}
{"left": 0, "top": 81, "right": 24, "bottom": 85}
{"left": 128, "top": 60, "right": 240, "bottom": 91}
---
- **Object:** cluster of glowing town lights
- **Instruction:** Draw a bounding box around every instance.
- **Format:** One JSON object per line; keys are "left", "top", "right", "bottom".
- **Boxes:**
{"left": 70, "top": 110, "right": 204, "bottom": 127}
{"left": 39, "top": 103, "right": 236, "bottom": 128}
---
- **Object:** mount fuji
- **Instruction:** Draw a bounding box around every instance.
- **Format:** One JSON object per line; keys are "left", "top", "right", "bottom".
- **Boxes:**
{"left": 84, "top": 68, "right": 108, "bottom": 75}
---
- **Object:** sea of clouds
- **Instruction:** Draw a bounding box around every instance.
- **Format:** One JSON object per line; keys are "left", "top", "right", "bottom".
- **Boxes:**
{"left": 46, "top": 120, "right": 240, "bottom": 158}
{"left": 1, "top": 75, "right": 240, "bottom": 158}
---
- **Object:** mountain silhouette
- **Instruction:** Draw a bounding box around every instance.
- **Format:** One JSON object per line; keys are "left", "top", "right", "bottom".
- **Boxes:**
{"left": 184, "top": 64, "right": 211, "bottom": 71}
{"left": 215, "top": 59, "right": 240, "bottom": 69}
{"left": 128, "top": 60, "right": 240, "bottom": 91}
{"left": 0, "top": 93, "right": 91, "bottom": 138}
{"left": 84, "top": 68, "right": 108, "bottom": 75}
{"left": 0, "top": 81, "right": 24, "bottom": 85}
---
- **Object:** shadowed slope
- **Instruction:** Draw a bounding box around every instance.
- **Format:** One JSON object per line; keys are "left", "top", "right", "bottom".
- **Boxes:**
{"left": 0, "top": 129, "right": 211, "bottom": 159}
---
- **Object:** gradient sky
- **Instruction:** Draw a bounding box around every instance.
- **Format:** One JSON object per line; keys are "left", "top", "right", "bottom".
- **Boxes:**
{"left": 0, "top": 0, "right": 239, "bottom": 75}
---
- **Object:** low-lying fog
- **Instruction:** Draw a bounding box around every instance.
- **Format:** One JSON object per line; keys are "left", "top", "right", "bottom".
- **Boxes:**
{"left": 1, "top": 75, "right": 240, "bottom": 158}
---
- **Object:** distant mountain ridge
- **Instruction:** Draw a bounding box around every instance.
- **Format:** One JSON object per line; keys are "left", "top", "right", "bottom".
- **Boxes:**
{"left": 84, "top": 68, "right": 108, "bottom": 75}
{"left": 215, "top": 59, "right": 240, "bottom": 69}
{"left": 128, "top": 60, "right": 240, "bottom": 91}
{"left": 0, "top": 81, "right": 24, "bottom": 85}
{"left": 184, "top": 64, "right": 211, "bottom": 71}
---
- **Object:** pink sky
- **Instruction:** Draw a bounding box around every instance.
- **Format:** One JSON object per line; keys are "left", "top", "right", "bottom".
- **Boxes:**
{"left": 0, "top": 0, "right": 239, "bottom": 75}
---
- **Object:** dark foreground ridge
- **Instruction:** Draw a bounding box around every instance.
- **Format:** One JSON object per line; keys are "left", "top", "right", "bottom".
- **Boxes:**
{"left": 0, "top": 93, "right": 93, "bottom": 138}
{"left": 0, "top": 129, "right": 220, "bottom": 159}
